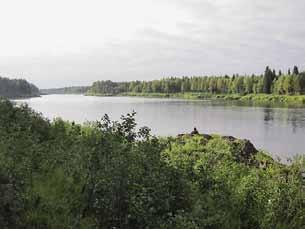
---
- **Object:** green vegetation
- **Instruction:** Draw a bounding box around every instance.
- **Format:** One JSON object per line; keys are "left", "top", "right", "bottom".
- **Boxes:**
{"left": 1, "top": 98, "right": 305, "bottom": 228}
{"left": 0, "top": 76, "right": 40, "bottom": 99}
{"left": 87, "top": 91, "right": 305, "bottom": 107}
{"left": 87, "top": 66, "right": 305, "bottom": 96}
{"left": 85, "top": 66, "right": 305, "bottom": 105}
{"left": 239, "top": 94, "right": 305, "bottom": 104}
{"left": 41, "top": 86, "right": 90, "bottom": 95}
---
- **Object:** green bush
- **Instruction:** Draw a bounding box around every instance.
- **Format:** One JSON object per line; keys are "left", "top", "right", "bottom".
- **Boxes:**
{"left": 0, "top": 98, "right": 305, "bottom": 228}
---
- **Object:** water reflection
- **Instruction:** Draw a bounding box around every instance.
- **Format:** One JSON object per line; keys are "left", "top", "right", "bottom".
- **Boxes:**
{"left": 15, "top": 95, "right": 305, "bottom": 160}
{"left": 264, "top": 108, "right": 274, "bottom": 122}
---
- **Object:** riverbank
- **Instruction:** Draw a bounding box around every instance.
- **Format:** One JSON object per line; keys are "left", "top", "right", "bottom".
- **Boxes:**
{"left": 7, "top": 94, "right": 41, "bottom": 100}
{"left": 2, "top": 98, "right": 305, "bottom": 228}
{"left": 86, "top": 91, "right": 222, "bottom": 99}
{"left": 17, "top": 94, "right": 305, "bottom": 157}
{"left": 85, "top": 92, "right": 305, "bottom": 106}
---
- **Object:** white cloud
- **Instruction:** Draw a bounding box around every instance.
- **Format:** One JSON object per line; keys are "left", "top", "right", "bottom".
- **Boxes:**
{"left": 0, "top": 0, "right": 305, "bottom": 87}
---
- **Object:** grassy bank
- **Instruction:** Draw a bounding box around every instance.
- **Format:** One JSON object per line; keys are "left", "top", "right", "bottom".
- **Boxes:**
{"left": 86, "top": 92, "right": 305, "bottom": 106}
{"left": 86, "top": 92, "right": 233, "bottom": 100}
{"left": 238, "top": 94, "right": 305, "bottom": 103}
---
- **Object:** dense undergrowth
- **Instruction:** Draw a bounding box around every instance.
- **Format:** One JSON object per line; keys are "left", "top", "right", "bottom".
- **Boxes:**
{"left": 0, "top": 98, "right": 305, "bottom": 228}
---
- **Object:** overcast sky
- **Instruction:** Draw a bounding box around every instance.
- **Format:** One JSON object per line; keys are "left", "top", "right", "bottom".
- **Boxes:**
{"left": 0, "top": 0, "right": 304, "bottom": 88}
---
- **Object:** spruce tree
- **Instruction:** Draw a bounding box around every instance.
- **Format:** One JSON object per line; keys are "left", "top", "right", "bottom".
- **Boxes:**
{"left": 293, "top": 66, "right": 299, "bottom": 75}
{"left": 272, "top": 69, "right": 277, "bottom": 81}
{"left": 263, "top": 66, "right": 272, "bottom": 94}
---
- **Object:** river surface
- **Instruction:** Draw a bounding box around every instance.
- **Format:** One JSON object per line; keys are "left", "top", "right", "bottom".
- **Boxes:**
{"left": 16, "top": 94, "right": 305, "bottom": 161}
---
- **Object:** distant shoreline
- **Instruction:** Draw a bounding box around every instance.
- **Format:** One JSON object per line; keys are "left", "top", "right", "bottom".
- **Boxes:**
{"left": 7, "top": 94, "right": 41, "bottom": 100}
{"left": 84, "top": 92, "right": 305, "bottom": 106}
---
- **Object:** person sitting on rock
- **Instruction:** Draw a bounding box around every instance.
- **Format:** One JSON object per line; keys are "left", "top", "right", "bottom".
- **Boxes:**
{"left": 191, "top": 127, "right": 199, "bottom": 135}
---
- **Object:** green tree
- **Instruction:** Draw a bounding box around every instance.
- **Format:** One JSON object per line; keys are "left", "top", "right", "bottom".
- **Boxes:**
{"left": 293, "top": 66, "right": 299, "bottom": 75}
{"left": 263, "top": 66, "right": 273, "bottom": 94}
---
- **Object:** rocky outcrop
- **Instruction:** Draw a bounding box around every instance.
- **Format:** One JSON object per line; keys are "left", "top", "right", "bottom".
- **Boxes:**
{"left": 177, "top": 133, "right": 259, "bottom": 166}
{"left": 177, "top": 133, "right": 212, "bottom": 140}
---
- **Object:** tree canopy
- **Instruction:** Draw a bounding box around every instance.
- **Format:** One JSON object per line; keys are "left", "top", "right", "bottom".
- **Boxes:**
{"left": 0, "top": 76, "right": 40, "bottom": 98}
{"left": 87, "top": 66, "right": 305, "bottom": 96}
{"left": 40, "top": 86, "right": 90, "bottom": 95}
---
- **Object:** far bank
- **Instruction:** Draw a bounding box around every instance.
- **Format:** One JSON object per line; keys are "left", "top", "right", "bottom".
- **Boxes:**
{"left": 85, "top": 92, "right": 305, "bottom": 107}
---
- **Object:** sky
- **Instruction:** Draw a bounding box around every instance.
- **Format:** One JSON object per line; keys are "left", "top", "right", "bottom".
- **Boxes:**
{"left": 0, "top": 0, "right": 305, "bottom": 88}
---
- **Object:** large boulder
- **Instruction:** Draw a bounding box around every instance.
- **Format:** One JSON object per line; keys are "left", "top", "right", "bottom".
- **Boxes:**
{"left": 219, "top": 136, "right": 258, "bottom": 165}
{"left": 177, "top": 133, "right": 212, "bottom": 140}
{"left": 177, "top": 133, "right": 259, "bottom": 165}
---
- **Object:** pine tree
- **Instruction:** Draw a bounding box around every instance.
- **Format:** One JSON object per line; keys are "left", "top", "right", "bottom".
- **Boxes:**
{"left": 272, "top": 69, "right": 277, "bottom": 81}
{"left": 293, "top": 66, "right": 299, "bottom": 75}
{"left": 263, "top": 66, "right": 272, "bottom": 94}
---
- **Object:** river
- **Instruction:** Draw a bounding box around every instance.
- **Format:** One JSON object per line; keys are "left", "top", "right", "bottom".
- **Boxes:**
{"left": 16, "top": 94, "right": 305, "bottom": 161}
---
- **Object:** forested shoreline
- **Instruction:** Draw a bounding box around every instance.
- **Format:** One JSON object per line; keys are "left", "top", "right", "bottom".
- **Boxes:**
{"left": 85, "top": 66, "right": 305, "bottom": 104}
{"left": 1, "top": 98, "right": 305, "bottom": 228}
{"left": 0, "top": 76, "right": 40, "bottom": 99}
{"left": 40, "top": 86, "right": 90, "bottom": 95}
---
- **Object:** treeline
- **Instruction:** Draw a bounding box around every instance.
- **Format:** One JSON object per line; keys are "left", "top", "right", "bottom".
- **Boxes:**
{"left": 0, "top": 76, "right": 40, "bottom": 98}
{"left": 87, "top": 66, "right": 305, "bottom": 96}
{"left": 40, "top": 86, "right": 90, "bottom": 95}
{"left": 1, "top": 98, "right": 305, "bottom": 228}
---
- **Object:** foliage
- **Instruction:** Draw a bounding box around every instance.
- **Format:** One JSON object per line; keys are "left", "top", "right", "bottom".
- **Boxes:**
{"left": 0, "top": 76, "right": 40, "bottom": 99}
{"left": 40, "top": 86, "right": 90, "bottom": 95}
{"left": 86, "top": 66, "right": 305, "bottom": 98}
{"left": 0, "top": 99, "right": 305, "bottom": 228}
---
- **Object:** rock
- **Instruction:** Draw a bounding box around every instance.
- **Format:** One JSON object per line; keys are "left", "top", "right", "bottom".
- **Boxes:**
{"left": 177, "top": 132, "right": 277, "bottom": 167}
{"left": 241, "top": 139, "right": 258, "bottom": 156}
{"left": 177, "top": 133, "right": 188, "bottom": 137}
{"left": 220, "top": 136, "right": 258, "bottom": 164}
{"left": 231, "top": 139, "right": 258, "bottom": 165}
{"left": 222, "top": 136, "right": 236, "bottom": 141}
{"left": 201, "top": 134, "right": 212, "bottom": 140}
{"left": 177, "top": 133, "right": 259, "bottom": 166}
{"left": 177, "top": 133, "right": 212, "bottom": 139}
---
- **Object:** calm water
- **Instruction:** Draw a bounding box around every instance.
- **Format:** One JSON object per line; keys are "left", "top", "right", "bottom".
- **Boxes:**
{"left": 16, "top": 94, "right": 305, "bottom": 161}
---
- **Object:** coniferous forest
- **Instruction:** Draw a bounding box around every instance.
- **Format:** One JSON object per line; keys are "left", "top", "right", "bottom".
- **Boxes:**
{"left": 87, "top": 66, "right": 305, "bottom": 96}
{"left": 40, "top": 86, "right": 90, "bottom": 95}
{"left": 0, "top": 98, "right": 305, "bottom": 228}
{"left": 0, "top": 77, "right": 40, "bottom": 99}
